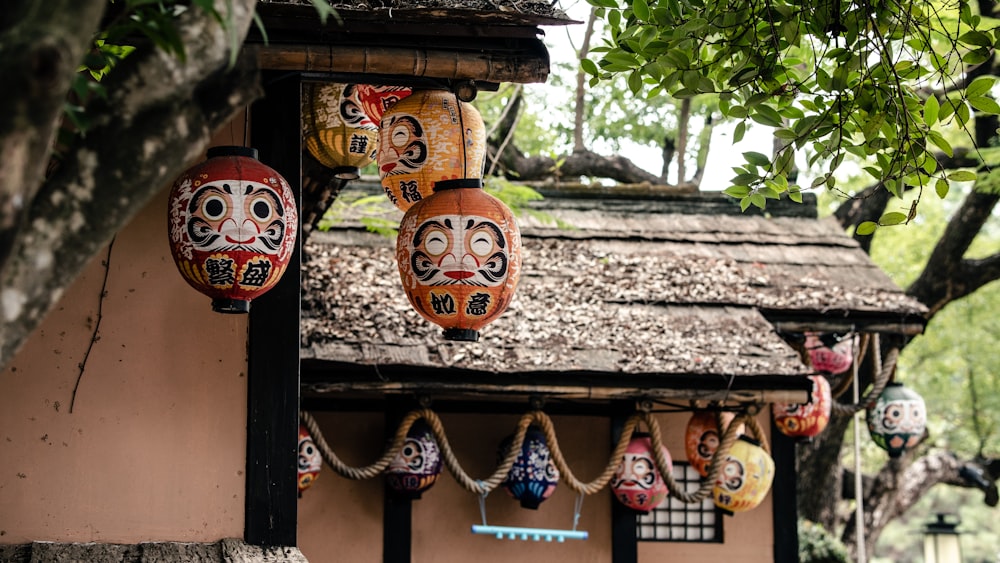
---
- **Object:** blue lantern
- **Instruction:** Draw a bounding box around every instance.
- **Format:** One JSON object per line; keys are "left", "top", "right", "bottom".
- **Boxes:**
{"left": 499, "top": 426, "right": 559, "bottom": 509}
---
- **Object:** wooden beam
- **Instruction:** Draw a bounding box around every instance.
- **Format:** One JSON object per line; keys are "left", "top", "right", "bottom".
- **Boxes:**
{"left": 245, "top": 71, "right": 303, "bottom": 547}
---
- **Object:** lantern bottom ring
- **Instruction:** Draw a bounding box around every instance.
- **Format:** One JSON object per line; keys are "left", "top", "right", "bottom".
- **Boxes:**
{"left": 443, "top": 328, "right": 479, "bottom": 342}
{"left": 332, "top": 166, "right": 361, "bottom": 180}
{"left": 212, "top": 298, "right": 251, "bottom": 314}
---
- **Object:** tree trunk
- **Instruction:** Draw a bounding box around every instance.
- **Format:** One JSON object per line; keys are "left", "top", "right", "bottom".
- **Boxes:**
{"left": 572, "top": 8, "right": 597, "bottom": 153}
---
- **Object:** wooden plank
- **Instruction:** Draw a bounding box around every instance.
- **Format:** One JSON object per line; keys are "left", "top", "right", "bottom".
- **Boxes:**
{"left": 245, "top": 71, "right": 302, "bottom": 547}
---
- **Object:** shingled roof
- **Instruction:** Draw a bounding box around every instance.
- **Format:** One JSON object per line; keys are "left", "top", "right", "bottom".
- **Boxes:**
{"left": 300, "top": 187, "right": 927, "bottom": 403}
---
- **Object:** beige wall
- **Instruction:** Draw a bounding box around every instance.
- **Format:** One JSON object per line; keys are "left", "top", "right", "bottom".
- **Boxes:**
{"left": 0, "top": 173, "right": 248, "bottom": 543}
{"left": 298, "top": 410, "right": 775, "bottom": 563}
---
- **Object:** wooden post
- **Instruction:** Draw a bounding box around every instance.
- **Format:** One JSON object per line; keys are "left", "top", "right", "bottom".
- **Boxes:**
{"left": 771, "top": 422, "right": 800, "bottom": 561}
{"left": 245, "top": 71, "right": 303, "bottom": 547}
{"left": 610, "top": 407, "right": 637, "bottom": 563}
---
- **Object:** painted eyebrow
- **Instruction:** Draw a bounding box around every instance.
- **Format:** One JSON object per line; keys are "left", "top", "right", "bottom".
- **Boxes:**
{"left": 413, "top": 220, "right": 448, "bottom": 245}
{"left": 188, "top": 184, "right": 229, "bottom": 214}
{"left": 470, "top": 221, "right": 505, "bottom": 249}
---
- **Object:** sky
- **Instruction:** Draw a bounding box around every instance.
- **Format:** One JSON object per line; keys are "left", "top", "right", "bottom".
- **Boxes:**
{"left": 532, "top": 0, "right": 773, "bottom": 190}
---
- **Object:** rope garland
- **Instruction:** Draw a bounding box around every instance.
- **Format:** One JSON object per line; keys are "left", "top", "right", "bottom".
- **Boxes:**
{"left": 301, "top": 404, "right": 770, "bottom": 504}
{"left": 831, "top": 333, "right": 898, "bottom": 416}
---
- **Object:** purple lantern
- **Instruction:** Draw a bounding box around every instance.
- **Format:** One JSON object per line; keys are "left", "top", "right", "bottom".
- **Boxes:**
{"left": 499, "top": 426, "right": 559, "bottom": 509}
{"left": 385, "top": 420, "right": 442, "bottom": 499}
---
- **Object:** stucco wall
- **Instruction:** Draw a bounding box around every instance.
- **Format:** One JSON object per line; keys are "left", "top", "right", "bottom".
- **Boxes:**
{"left": 0, "top": 174, "right": 248, "bottom": 543}
{"left": 298, "top": 410, "right": 775, "bottom": 563}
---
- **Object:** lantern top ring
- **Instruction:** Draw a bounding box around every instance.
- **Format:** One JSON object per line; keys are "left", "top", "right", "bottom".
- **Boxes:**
{"left": 207, "top": 145, "right": 259, "bottom": 160}
{"left": 433, "top": 178, "right": 484, "bottom": 192}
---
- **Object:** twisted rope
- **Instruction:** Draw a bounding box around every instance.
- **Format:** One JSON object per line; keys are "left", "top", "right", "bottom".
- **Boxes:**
{"left": 831, "top": 334, "right": 898, "bottom": 415}
{"left": 829, "top": 333, "right": 870, "bottom": 399}
{"left": 302, "top": 406, "right": 770, "bottom": 505}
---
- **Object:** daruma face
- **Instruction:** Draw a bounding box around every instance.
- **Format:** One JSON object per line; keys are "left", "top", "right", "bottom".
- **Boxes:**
{"left": 187, "top": 180, "right": 287, "bottom": 255}
{"left": 396, "top": 182, "right": 520, "bottom": 341}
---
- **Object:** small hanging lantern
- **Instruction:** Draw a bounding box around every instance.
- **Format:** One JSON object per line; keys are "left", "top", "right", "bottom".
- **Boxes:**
{"left": 867, "top": 382, "right": 926, "bottom": 457}
{"left": 385, "top": 419, "right": 443, "bottom": 499}
{"left": 683, "top": 411, "right": 736, "bottom": 478}
{"left": 355, "top": 84, "right": 412, "bottom": 124}
{"left": 499, "top": 426, "right": 559, "bottom": 510}
{"left": 396, "top": 179, "right": 521, "bottom": 342}
{"left": 712, "top": 435, "right": 774, "bottom": 514}
{"left": 167, "top": 146, "right": 298, "bottom": 313}
{"left": 772, "top": 375, "right": 832, "bottom": 439}
{"left": 298, "top": 424, "right": 322, "bottom": 494}
{"left": 377, "top": 89, "right": 486, "bottom": 210}
{"left": 805, "top": 332, "right": 856, "bottom": 374}
{"left": 302, "top": 82, "right": 379, "bottom": 180}
{"left": 610, "top": 433, "right": 671, "bottom": 513}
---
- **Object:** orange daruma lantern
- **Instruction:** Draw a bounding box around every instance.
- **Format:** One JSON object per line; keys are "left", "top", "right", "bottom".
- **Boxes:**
{"left": 772, "top": 375, "right": 832, "bottom": 439}
{"left": 168, "top": 146, "right": 297, "bottom": 313}
{"left": 712, "top": 436, "right": 774, "bottom": 514}
{"left": 396, "top": 179, "right": 521, "bottom": 342}
{"left": 684, "top": 411, "right": 735, "bottom": 478}
{"left": 378, "top": 89, "right": 486, "bottom": 210}
{"left": 302, "top": 82, "right": 379, "bottom": 180}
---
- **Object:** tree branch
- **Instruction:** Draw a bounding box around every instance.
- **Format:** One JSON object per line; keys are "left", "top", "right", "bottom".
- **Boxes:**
{"left": 0, "top": 0, "right": 262, "bottom": 367}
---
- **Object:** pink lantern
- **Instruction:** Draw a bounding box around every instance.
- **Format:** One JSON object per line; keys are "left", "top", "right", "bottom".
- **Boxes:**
{"left": 298, "top": 424, "right": 322, "bottom": 494}
{"left": 772, "top": 375, "right": 832, "bottom": 439}
{"left": 385, "top": 420, "right": 442, "bottom": 499}
{"left": 806, "top": 332, "right": 857, "bottom": 374}
{"left": 167, "top": 146, "right": 297, "bottom": 313}
{"left": 610, "top": 433, "right": 671, "bottom": 513}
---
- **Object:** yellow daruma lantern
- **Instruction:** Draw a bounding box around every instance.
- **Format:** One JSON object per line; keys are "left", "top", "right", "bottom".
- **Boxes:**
{"left": 396, "top": 179, "right": 521, "bottom": 341}
{"left": 302, "top": 82, "right": 379, "bottom": 180}
{"left": 378, "top": 89, "right": 486, "bottom": 211}
{"left": 712, "top": 436, "right": 774, "bottom": 514}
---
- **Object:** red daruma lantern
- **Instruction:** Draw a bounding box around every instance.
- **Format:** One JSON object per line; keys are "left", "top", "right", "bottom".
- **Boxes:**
{"left": 712, "top": 436, "right": 774, "bottom": 514}
{"left": 378, "top": 89, "right": 486, "bottom": 210}
{"left": 772, "top": 375, "right": 832, "bottom": 439}
{"left": 168, "top": 146, "right": 297, "bottom": 313}
{"left": 610, "top": 433, "right": 671, "bottom": 513}
{"left": 396, "top": 179, "right": 521, "bottom": 342}
{"left": 298, "top": 424, "right": 322, "bottom": 494}
{"left": 684, "top": 411, "right": 736, "bottom": 478}
{"left": 355, "top": 84, "right": 412, "bottom": 124}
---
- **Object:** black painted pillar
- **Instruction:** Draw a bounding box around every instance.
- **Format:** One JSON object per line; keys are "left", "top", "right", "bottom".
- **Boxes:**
{"left": 384, "top": 404, "right": 412, "bottom": 562}
{"left": 245, "top": 71, "right": 302, "bottom": 547}
{"left": 610, "top": 409, "right": 637, "bottom": 563}
{"left": 771, "top": 423, "right": 800, "bottom": 562}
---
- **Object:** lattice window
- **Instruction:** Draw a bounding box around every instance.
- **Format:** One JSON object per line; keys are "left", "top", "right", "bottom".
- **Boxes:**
{"left": 636, "top": 462, "right": 724, "bottom": 543}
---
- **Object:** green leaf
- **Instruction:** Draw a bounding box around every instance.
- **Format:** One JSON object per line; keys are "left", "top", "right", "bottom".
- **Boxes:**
{"left": 879, "top": 212, "right": 907, "bottom": 226}
{"left": 966, "top": 75, "right": 996, "bottom": 98}
{"left": 632, "top": 0, "right": 650, "bottom": 21}
{"left": 739, "top": 196, "right": 752, "bottom": 212}
{"left": 750, "top": 105, "right": 783, "bottom": 127}
{"left": 947, "top": 170, "right": 978, "bottom": 182}
{"left": 743, "top": 151, "right": 771, "bottom": 167}
{"left": 969, "top": 96, "right": 1000, "bottom": 114}
{"left": 581, "top": 58, "right": 599, "bottom": 76}
{"left": 856, "top": 221, "right": 878, "bottom": 235}
{"left": 935, "top": 178, "right": 950, "bottom": 198}
{"left": 724, "top": 186, "right": 751, "bottom": 198}
{"left": 923, "top": 95, "right": 940, "bottom": 126}
{"left": 927, "top": 131, "right": 953, "bottom": 157}
{"left": 627, "top": 70, "right": 642, "bottom": 94}
{"left": 733, "top": 121, "right": 747, "bottom": 142}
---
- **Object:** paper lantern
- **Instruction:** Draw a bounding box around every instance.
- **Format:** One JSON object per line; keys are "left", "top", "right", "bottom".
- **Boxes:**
{"left": 610, "top": 433, "right": 671, "bottom": 513}
{"left": 683, "top": 411, "right": 737, "bottom": 478}
{"left": 385, "top": 420, "right": 442, "bottom": 499}
{"left": 377, "top": 89, "right": 486, "bottom": 210}
{"left": 167, "top": 146, "right": 297, "bottom": 313}
{"left": 298, "top": 424, "right": 322, "bottom": 493}
{"left": 712, "top": 436, "right": 774, "bottom": 514}
{"left": 772, "top": 375, "right": 832, "bottom": 439}
{"left": 867, "top": 382, "right": 926, "bottom": 457}
{"left": 302, "top": 82, "right": 379, "bottom": 180}
{"left": 355, "top": 84, "right": 412, "bottom": 124}
{"left": 806, "top": 332, "right": 857, "bottom": 374}
{"left": 499, "top": 426, "right": 559, "bottom": 509}
{"left": 396, "top": 179, "right": 521, "bottom": 342}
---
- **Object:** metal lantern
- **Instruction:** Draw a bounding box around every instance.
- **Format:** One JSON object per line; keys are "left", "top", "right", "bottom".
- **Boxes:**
{"left": 377, "top": 89, "right": 486, "bottom": 210}
{"left": 298, "top": 424, "right": 322, "bottom": 494}
{"left": 385, "top": 419, "right": 442, "bottom": 499}
{"left": 772, "top": 375, "right": 832, "bottom": 439}
{"left": 805, "top": 332, "right": 856, "bottom": 374}
{"left": 610, "top": 433, "right": 671, "bottom": 513}
{"left": 683, "top": 411, "right": 734, "bottom": 478}
{"left": 867, "top": 382, "right": 926, "bottom": 457}
{"left": 499, "top": 426, "right": 559, "bottom": 510}
{"left": 355, "top": 84, "right": 412, "bottom": 124}
{"left": 167, "top": 146, "right": 298, "bottom": 313}
{"left": 923, "top": 513, "right": 963, "bottom": 563}
{"left": 712, "top": 435, "right": 774, "bottom": 514}
{"left": 396, "top": 179, "right": 521, "bottom": 342}
{"left": 302, "top": 82, "right": 379, "bottom": 180}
